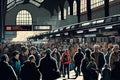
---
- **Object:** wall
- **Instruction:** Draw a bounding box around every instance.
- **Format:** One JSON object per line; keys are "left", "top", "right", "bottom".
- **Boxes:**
{"left": 5, "top": 1, "right": 120, "bottom": 29}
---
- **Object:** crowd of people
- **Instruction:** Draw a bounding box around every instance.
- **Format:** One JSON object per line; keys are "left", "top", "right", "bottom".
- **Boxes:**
{"left": 0, "top": 42, "right": 120, "bottom": 80}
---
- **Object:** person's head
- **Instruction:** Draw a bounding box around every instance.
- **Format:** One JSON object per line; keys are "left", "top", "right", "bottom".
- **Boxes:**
{"left": 13, "top": 51, "right": 20, "bottom": 60}
{"left": 85, "top": 48, "right": 91, "bottom": 59}
{"left": 28, "top": 55, "right": 36, "bottom": 62}
{"left": 45, "top": 48, "right": 51, "bottom": 56}
{"left": 64, "top": 49, "right": 69, "bottom": 55}
{"left": 78, "top": 48, "right": 81, "bottom": 53}
{"left": 30, "top": 46, "right": 37, "bottom": 54}
{"left": 93, "top": 44, "right": 100, "bottom": 52}
{"left": 53, "top": 48, "right": 58, "bottom": 53}
{"left": 1, "top": 54, "right": 9, "bottom": 62}
{"left": 113, "top": 44, "right": 119, "bottom": 53}
{"left": 21, "top": 46, "right": 28, "bottom": 56}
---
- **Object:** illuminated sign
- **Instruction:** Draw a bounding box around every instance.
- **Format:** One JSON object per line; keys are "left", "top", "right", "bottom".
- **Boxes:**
{"left": 33, "top": 25, "right": 52, "bottom": 31}
{"left": 5, "top": 25, "right": 32, "bottom": 31}
{"left": 5, "top": 25, "right": 52, "bottom": 31}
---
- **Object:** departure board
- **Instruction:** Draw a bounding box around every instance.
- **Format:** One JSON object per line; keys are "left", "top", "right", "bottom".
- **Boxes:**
{"left": 5, "top": 25, "right": 32, "bottom": 31}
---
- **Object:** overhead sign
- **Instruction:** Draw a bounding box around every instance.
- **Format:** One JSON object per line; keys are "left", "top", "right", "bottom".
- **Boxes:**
{"left": 5, "top": 25, "right": 52, "bottom": 31}
{"left": 5, "top": 25, "right": 32, "bottom": 31}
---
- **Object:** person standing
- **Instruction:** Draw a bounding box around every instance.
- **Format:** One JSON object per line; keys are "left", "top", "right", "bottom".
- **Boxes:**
{"left": 81, "top": 48, "right": 96, "bottom": 80}
{"left": 20, "top": 55, "right": 40, "bottom": 80}
{"left": 51, "top": 48, "right": 61, "bottom": 69}
{"left": 110, "top": 44, "right": 120, "bottom": 70}
{"left": 0, "top": 54, "right": 18, "bottom": 80}
{"left": 73, "top": 48, "right": 84, "bottom": 78}
{"left": 39, "top": 49, "right": 60, "bottom": 80}
{"left": 92, "top": 44, "right": 105, "bottom": 73}
{"left": 19, "top": 46, "right": 28, "bottom": 65}
{"left": 10, "top": 51, "right": 21, "bottom": 80}
{"left": 61, "top": 49, "right": 71, "bottom": 79}
{"left": 30, "top": 46, "right": 41, "bottom": 66}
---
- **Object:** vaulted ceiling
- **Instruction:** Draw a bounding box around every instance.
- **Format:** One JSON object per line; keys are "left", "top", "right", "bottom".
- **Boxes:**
{"left": 7, "top": 0, "right": 75, "bottom": 15}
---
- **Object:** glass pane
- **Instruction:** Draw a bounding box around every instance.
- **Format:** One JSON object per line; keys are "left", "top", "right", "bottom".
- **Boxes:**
{"left": 16, "top": 10, "right": 32, "bottom": 25}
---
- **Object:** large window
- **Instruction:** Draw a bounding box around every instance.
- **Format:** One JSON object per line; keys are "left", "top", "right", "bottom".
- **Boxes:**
{"left": 68, "top": 6, "right": 70, "bottom": 15}
{"left": 91, "top": 0, "right": 104, "bottom": 9}
{"left": 91, "top": 0, "right": 114, "bottom": 9}
{"left": 81, "top": 0, "right": 87, "bottom": 13}
{"left": 58, "top": 11, "right": 61, "bottom": 20}
{"left": 73, "top": 1, "right": 77, "bottom": 15}
{"left": 64, "top": 8, "right": 67, "bottom": 19}
{"left": 16, "top": 10, "right": 32, "bottom": 25}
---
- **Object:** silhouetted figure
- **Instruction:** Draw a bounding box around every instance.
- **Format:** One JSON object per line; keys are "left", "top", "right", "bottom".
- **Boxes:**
{"left": 81, "top": 49, "right": 96, "bottom": 80}
{"left": 39, "top": 49, "right": 60, "bottom": 80}
{"left": 20, "top": 55, "right": 40, "bottom": 80}
{"left": 73, "top": 48, "right": 84, "bottom": 78}
{"left": 0, "top": 54, "right": 18, "bottom": 80}
{"left": 87, "top": 59, "right": 98, "bottom": 80}
{"left": 101, "top": 64, "right": 111, "bottom": 80}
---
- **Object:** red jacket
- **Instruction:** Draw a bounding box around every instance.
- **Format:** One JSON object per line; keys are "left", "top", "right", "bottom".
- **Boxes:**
{"left": 61, "top": 49, "right": 71, "bottom": 64}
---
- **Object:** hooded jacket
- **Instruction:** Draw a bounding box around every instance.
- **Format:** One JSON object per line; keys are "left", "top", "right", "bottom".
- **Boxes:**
{"left": 61, "top": 49, "right": 71, "bottom": 64}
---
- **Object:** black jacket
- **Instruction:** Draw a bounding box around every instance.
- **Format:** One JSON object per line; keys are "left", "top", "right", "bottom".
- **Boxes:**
{"left": 73, "top": 51, "right": 84, "bottom": 66}
{"left": 0, "top": 61, "right": 18, "bottom": 80}
{"left": 20, "top": 61, "right": 40, "bottom": 80}
{"left": 39, "top": 54, "right": 59, "bottom": 80}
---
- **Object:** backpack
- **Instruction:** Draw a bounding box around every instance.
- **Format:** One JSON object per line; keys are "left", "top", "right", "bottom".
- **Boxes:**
{"left": 63, "top": 55, "right": 68, "bottom": 62}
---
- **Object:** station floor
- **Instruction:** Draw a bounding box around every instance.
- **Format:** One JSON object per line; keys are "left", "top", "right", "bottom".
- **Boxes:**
{"left": 57, "top": 70, "right": 101, "bottom": 80}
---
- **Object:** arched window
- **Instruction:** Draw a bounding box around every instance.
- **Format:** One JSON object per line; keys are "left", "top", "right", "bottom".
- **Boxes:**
{"left": 58, "top": 11, "right": 61, "bottom": 20}
{"left": 91, "top": 0, "right": 104, "bottom": 9}
{"left": 73, "top": 1, "right": 77, "bottom": 15}
{"left": 68, "top": 6, "right": 70, "bottom": 15}
{"left": 16, "top": 10, "right": 32, "bottom": 25}
{"left": 64, "top": 8, "right": 67, "bottom": 19}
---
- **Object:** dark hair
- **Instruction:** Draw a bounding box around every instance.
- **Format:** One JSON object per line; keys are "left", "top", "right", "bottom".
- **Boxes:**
{"left": 1, "top": 54, "right": 8, "bottom": 61}
{"left": 21, "top": 46, "right": 28, "bottom": 52}
{"left": 30, "top": 46, "right": 37, "bottom": 51}
{"left": 28, "top": 55, "right": 35, "bottom": 61}
{"left": 13, "top": 51, "right": 20, "bottom": 57}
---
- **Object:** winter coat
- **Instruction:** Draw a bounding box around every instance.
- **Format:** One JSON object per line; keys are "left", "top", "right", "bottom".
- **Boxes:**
{"left": 39, "top": 54, "right": 59, "bottom": 80}
{"left": 10, "top": 58, "right": 21, "bottom": 79}
{"left": 0, "top": 61, "right": 18, "bottom": 80}
{"left": 101, "top": 68, "right": 111, "bottom": 80}
{"left": 61, "top": 49, "right": 71, "bottom": 64}
{"left": 19, "top": 54, "right": 28, "bottom": 65}
{"left": 33, "top": 52, "right": 41, "bottom": 66}
{"left": 92, "top": 51, "right": 105, "bottom": 72}
{"left": 87, "top": 61, "right": 98, "bottom": 80}
{"left": 110, "top": 52, "right": 119, "bottom": 70}
{"left": 51, "top": 52, "right": 61, "bottom": 68}
{"left": 111, "top": 61, "right": 120, "bottom": 80}
{"left": 20, "top": 61, "right": 40, "bottom": 80}
{"left": 73, "top": 51, "right": 84, "bottom": 66}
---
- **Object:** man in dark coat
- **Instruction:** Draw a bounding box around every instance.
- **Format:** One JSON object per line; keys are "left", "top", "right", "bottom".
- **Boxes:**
{"left": 39, "top": 49, "right": 60, "bottom": 80}
{"left": 0, "top": 54, "right": 18, "bottom": 80}
{"left": 92, "top": 44, "right": 105, "bottom": 73}
{"left": 19, "top": 46, "right": 28, "bottom": 65}
{"left": 30, "top": 46, "right": 41, "bottom": 66}
{"left": 73, "top": 48, "right": 84, "bottom": 78}
{"left": 20, "top": 55, "right": 40, "bottom": 80}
